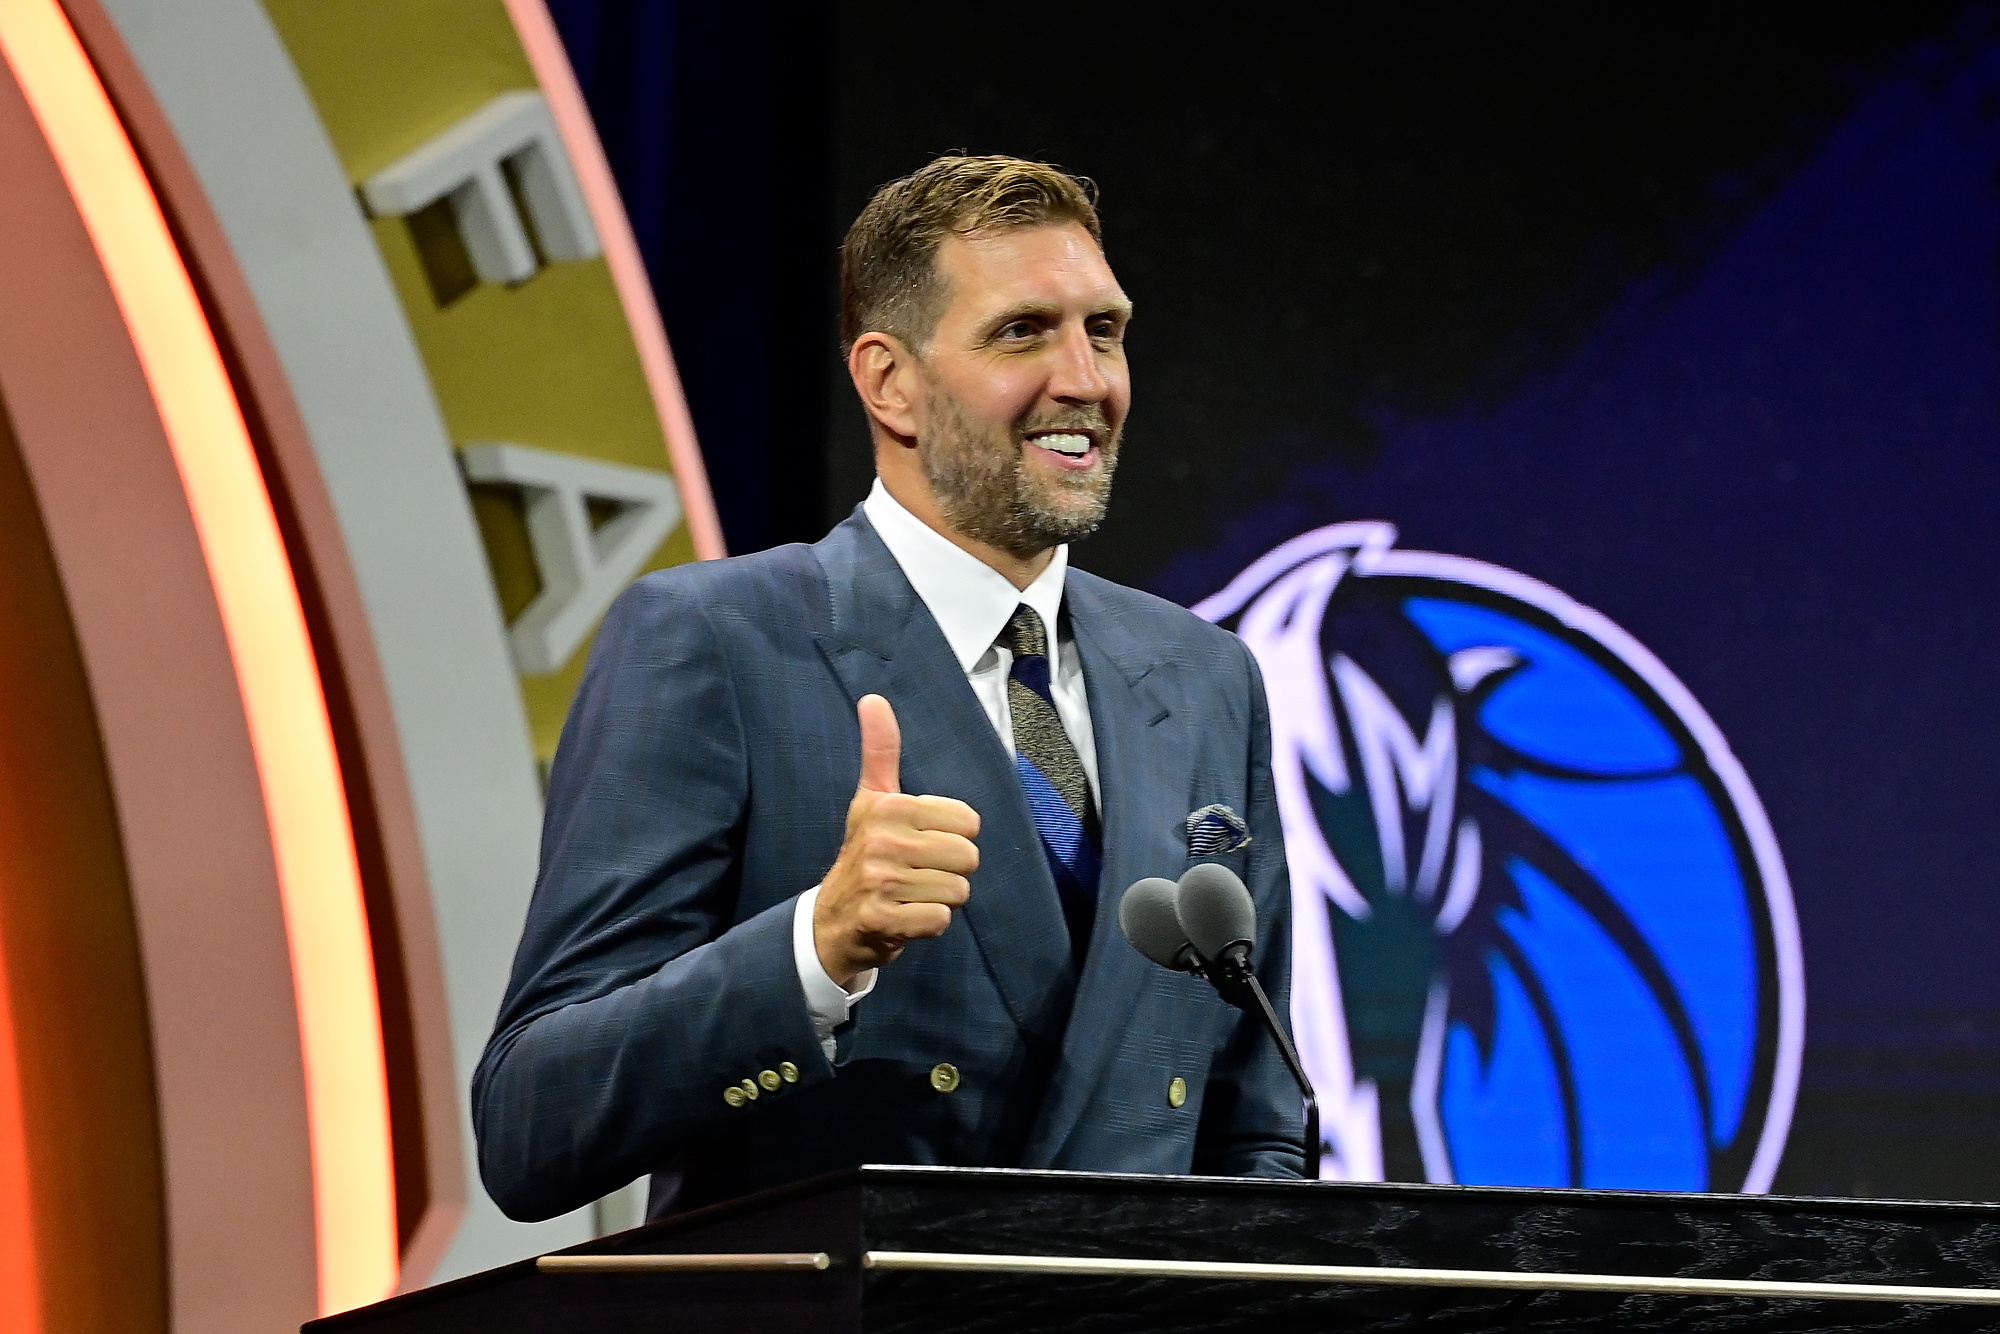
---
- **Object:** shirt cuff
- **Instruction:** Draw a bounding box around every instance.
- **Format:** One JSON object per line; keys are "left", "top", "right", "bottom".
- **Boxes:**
{"left": 793, "top": 886, "right": 877, "bottom": 1060}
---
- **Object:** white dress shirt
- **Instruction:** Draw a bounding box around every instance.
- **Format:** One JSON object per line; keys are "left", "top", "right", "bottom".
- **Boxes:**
{"left": 792, "top": 479, "right": 1100, "bottom": 1057}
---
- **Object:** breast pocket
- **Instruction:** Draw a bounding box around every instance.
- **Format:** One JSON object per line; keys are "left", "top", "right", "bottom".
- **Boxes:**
{"left": 1181, "top": 798, "right": 1254, "bottom": 865}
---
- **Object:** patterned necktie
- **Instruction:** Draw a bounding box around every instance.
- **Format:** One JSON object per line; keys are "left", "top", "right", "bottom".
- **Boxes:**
{"left": 1002, "top": 604, "right": 1100, "bottom": 957}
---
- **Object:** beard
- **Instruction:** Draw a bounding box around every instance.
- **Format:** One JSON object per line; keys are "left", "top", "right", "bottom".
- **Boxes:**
{"left": 917, "top": 382, "right": 1122, "bottom": 561}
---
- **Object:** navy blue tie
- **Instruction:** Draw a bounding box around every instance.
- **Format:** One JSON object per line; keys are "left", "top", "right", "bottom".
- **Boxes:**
{"left": 1001, "top": 605, "right": 1100, "bottom": 957}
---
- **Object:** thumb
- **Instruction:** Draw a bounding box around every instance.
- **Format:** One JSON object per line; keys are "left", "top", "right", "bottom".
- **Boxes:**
{"left": 856, "top": 694, "right": 901, "bottom": 794}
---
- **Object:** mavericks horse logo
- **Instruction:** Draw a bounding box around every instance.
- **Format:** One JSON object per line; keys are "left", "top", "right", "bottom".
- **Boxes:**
{"left": 1197, "top": 524, "right": 1803, "bottom": 1191}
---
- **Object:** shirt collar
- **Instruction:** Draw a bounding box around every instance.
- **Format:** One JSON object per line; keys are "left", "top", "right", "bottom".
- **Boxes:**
{"left": 862, "top": 478, "right": 1069, "bottom": 672}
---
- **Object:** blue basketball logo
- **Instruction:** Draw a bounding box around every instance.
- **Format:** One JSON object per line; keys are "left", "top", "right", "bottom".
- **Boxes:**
{"left": 1197, "top": 523, "right": 1803, "bottom": 1191}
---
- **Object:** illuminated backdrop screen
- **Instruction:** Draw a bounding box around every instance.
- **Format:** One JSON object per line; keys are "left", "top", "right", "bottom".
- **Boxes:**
{"left": 820, "top": 3, "right": 2000, "bottom": 1200}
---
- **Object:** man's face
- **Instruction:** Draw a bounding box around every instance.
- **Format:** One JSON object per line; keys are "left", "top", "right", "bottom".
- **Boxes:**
{"left": 915, "top": 223, "right": 1133, "bottom": 559}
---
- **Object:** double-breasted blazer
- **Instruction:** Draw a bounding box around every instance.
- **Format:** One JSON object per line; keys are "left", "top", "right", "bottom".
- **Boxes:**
{"left": 472, "top": 508, "right": 1305, "bottom": 1220}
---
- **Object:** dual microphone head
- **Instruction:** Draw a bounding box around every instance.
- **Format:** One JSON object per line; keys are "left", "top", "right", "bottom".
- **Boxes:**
{"left": 1118, "top": 863, "right": 1322, "bottom": 1179}
{"left": 1119, "top": 863, "right": 1257, "bottom": 988}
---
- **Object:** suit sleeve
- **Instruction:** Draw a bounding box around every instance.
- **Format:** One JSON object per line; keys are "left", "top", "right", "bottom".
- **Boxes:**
{"left": 1195, "top": 640, "right": 1310, "bottom": 1179}
{"left": 471, "top": 575, "right": 831, "bottom": 1221}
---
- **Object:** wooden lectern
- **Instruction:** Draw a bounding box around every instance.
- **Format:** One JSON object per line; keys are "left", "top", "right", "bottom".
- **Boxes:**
{"left": 307, "top": 1166, "right": 2000, "bottom": 1332}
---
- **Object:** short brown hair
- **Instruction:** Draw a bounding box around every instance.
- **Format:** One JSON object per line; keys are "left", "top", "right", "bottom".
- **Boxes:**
{"left": 840, "top": 155, "right": 1102, "bottom": 354}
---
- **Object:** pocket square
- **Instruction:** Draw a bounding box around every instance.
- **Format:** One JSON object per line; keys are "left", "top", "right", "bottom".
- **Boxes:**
{"left": 1185, "top": 803, "right": 1252, "bottom": 857}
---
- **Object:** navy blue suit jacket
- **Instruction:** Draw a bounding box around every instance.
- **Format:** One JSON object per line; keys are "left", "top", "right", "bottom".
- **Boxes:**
{"left": 472, "top": 509, "right": 1304, "bottom": 1221}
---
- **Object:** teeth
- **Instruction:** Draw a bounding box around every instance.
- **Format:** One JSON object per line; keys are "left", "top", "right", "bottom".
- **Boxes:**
{"left": 1034, "top": 433, "right": 1091, "bottom": 457}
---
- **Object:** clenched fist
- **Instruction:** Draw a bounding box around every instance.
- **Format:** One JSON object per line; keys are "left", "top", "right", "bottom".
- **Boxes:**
{"left": 815, "top": 694, "right": 981, "bottom": 988}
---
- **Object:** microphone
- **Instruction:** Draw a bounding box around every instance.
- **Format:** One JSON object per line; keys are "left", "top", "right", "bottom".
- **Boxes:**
{"left": 1119, "top": 865, "right": 1321, "bottom": 1180}
{"left": 1175, "top": 863, "right": 1257, "bottom": 981}
{"left": 1117, "top": 876, "right": 1200, "bottom": 972}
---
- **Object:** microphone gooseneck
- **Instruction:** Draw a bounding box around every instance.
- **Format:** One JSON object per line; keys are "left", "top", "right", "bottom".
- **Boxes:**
{"left": 1120, "top": 864, "right": 1322, "bottom": 1179}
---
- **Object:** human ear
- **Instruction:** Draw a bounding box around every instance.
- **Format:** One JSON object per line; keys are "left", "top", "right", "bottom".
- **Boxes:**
{"left": 848, "top": 332, "right": 923, "bottom": 445}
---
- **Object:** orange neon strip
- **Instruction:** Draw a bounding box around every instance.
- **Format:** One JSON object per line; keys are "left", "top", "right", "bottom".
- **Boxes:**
{"left": 0, "top": 929, "right": 40, "bottom": 1334}
{"left": 0, "top": 0, "right": 397, "bottom": 1315}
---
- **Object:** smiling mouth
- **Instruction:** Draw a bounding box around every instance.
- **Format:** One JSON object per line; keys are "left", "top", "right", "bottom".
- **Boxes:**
{"left": 1026, "top": 430, "right": 1098, "bottom": 459}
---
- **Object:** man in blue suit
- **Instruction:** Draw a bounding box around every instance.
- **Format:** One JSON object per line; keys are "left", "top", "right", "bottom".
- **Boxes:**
{"left": 473, "top": 156, "right": 1306, "bottom": 1222}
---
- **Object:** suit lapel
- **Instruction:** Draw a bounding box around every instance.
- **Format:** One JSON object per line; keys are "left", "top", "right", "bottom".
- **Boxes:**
{"left": 812, "top": 513, "right": 1077, "bottom": 1040}
{"left": 1026, "top": 571, "right": 1188, "bottom": 1163}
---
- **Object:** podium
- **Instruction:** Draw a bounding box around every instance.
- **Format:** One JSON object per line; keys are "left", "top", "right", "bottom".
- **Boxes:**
{"left": 307, "top": 1166, "right": 2000, "bottom": 1332}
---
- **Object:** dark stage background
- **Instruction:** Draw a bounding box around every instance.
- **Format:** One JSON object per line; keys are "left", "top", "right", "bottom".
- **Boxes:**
{"left": 552, "top": 3, "right": 2000, "bottom": 1201}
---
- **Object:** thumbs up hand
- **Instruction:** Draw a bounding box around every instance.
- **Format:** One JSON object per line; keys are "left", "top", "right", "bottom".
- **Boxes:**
{"left": 815, "top": 694, "right": 981, "bottom": 988}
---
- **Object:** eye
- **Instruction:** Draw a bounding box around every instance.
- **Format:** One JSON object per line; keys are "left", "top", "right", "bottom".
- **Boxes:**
{"left": 996, "top": 319, "right": 1038, "bottom": 341}
{"left": 1089, "top": 316, "right": 1125, "bottom": 343}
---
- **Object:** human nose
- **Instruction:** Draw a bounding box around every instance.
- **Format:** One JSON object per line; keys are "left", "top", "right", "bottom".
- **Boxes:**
{"left": 1046, "top": 323, "right": 1111, "bottom": 404}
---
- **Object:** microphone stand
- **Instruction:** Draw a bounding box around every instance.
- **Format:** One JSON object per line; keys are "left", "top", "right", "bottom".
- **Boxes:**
{"left": 1194, "top": 952, "right": 1321, "bottom": 1181}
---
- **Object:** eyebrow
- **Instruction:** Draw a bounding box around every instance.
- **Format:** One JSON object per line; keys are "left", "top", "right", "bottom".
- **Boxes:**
{"left": 986, "top": 297, "right": 1136, "bottom": 329}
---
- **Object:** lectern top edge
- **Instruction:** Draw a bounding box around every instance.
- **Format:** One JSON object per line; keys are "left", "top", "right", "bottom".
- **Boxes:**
{"left": 842, "top": 1163, "right": 2000, "bottom": 1219}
